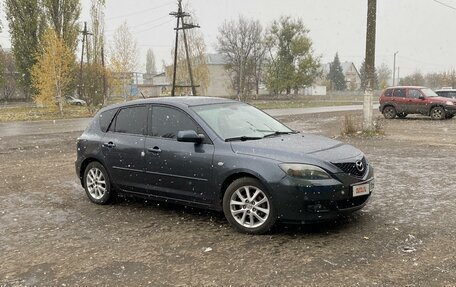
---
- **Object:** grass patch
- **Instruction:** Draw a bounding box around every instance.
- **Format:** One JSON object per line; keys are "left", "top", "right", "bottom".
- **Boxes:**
{"left": 341, "top": 115, "right": 385, "bottom": 137}
{"left": 0, "top": 105, "right": 92, "bottom": 122}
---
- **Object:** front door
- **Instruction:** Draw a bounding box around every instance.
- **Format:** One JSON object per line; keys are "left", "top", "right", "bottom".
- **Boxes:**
{"left": 392, "top": 88, "right": 408, "bottom": 113}
{"left": 407, "top": 88, "right": 427, "bottom": 114}
{"left": 144, "top": 106, "right": 214, "bottom": 203}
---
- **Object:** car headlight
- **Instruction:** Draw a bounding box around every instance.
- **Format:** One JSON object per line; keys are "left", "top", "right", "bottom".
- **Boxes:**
{"left": 445, "top": 101, "right": 454, "bottom": 106}
{"left": 279, "top": 163, "right": 331, "bottom": 180}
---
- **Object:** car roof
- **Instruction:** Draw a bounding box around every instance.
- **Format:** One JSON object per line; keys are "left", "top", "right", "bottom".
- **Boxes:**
{"left": 99, "top": 96, "right": 239, "bottom": 112}
{"left": 385, "top": 86, "right": 427, "bottom": 89}
{"left": 435, "top": 89, "right": 456, "bottom": 92}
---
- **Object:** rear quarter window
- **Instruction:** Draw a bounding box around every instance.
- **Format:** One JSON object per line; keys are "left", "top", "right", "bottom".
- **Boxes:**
{"left": 99, "top": 108, "right": 118, "bottom": 132}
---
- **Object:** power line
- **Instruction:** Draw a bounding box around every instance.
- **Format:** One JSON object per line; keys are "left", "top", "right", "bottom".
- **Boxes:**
{"left": 432, "top": 0, "right": 456, "bottom": 11}
{"left": 106, "top": 1, "right": 174, "bottom": 20}
{"left": 135, "top": 19, "right": 174, "bottom": 34}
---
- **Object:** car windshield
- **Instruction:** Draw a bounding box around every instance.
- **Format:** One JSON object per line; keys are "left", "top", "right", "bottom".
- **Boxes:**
{"left": 422, "top": 88, "right": 438, "bottom": 97}
{"left": 191, "top": 103, "right": 293, "bottom": 140}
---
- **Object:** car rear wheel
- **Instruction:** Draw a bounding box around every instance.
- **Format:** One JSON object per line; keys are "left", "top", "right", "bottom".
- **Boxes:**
{"left": 397, "top": 113, "right": 407, "bottom": 119}
{"left": 430, "top": 106, "right": 445, "bottom": 120}
{"left": 223, "top": 177, "right": 276, "bottom": 234}
{"left": 83, "top": 162, "right": 113, "bottom": 204}
{"left": 383, "top": 106, "right": 397, "bottom": 119}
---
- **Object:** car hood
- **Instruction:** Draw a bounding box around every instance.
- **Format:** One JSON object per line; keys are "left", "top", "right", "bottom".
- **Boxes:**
{"left": 230, "top": 133, "right": 363, "bottom": 164}
{"left": 431, "top": 96, "right": 456, "bottom": 103}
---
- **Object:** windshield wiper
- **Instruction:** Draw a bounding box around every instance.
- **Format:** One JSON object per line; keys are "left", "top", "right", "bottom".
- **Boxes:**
{"left": 263, "top": 130, "right": 298, "bottom": 138}
{"left": 225, "top": 136, "right": 264, "bottom": 142}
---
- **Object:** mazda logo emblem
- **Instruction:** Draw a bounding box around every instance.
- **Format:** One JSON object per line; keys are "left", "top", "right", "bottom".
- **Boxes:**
{"left": 355, "top": 160, "right": 364, "bottom": 172}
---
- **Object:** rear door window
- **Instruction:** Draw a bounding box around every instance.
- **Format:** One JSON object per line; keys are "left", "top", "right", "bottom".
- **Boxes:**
{"left": 393, "top": 88, "right": 406, "bottom": 98}
{"left": 113, "top": 106, "right": 148, "bottom": 135}
{"left": 383, "top": 89, "right": 393, "bottom": 97}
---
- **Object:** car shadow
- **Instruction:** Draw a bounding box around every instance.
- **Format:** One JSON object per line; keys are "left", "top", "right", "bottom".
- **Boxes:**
{"left": 114, "top": 195, "right": 367, "bottom": 235}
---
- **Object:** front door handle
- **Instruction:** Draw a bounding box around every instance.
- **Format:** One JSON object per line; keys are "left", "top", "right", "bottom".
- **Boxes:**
{"left": 147, "top": 146, "right": 162, "bottom": 154}
{"left": 102, "top": 141, "right": 116, "bottom": 148}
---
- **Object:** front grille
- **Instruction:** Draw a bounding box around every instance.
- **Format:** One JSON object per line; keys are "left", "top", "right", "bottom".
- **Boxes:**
{"left": 336, "top": 195, "right": 369, "bottom": 210}
{"left": 333, "top": 157, "right": 367, "bottom": 178}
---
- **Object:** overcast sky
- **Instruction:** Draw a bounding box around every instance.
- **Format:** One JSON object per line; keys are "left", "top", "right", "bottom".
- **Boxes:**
{"left": 1, "top": 0, "right": 455, "bottom": 77}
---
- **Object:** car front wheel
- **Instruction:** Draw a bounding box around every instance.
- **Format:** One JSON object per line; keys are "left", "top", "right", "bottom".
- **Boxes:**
{"left": 430, "top": 106, "right": 445, "bottom": 120}
{"left": 223, "top": 177, "right": 276, "bottom": 234}
{"left": 83, "top": 162, "right": 113, "bottom": 204}
{"left": 383, "top": 106, "right": 397, "bottom": 119}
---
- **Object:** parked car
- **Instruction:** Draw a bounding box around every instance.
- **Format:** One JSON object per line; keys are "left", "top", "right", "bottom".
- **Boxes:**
{"left": 435, "top": 88, "right": 456, "bottom": 99}
{"left": 379, "top": 86, "right": 456, "bottom": 120}
{"left": 76, "top": 97, "right": 374, "bottom": 234}
{"left": 65, "top": 96, "right": 87, "bottom": 106}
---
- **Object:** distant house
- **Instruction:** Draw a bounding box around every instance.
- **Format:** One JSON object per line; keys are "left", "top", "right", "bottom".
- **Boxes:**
{"left": 322, "top": 61, "right": 362, "bottom": 90}
{"left": 140, "top": 54, "right": 234, "bottom": 98}
{"left": 205, "top": 53, "right": 233, "bottom": 97}
{"left": 140, "top": 72, "right": 171, "bottom": 97}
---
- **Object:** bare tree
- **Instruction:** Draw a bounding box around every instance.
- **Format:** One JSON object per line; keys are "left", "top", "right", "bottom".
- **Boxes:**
{"left": 109, "top": 21, "right": 138, "bottom": 101}
{"left": 89, "top": 0, "right": 105, "bottom": 64}
{"left": 0, "top": 50, "right": 17, "bottom": 101}
{"left": 42, "top": 0, "right": 81, "bottom": 53}
{"left": 376, "top": 63, "right": 391, "bottom": 89}
{"left": 217, "top": 16, "right": 266, "bottom": 100}
{"left": 146, "top": 48, "right": 156, "bottom": 75}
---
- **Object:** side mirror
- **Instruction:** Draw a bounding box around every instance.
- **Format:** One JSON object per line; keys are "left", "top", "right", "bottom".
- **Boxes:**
{"left": 177, "top": 130, "right": 204, "bottom": 144}
{"left": 419, "top": 95, "right": 425, "bottom": 100}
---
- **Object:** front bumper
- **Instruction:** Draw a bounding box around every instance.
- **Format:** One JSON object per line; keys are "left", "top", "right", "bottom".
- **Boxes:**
{"left": 270, "top": 167, "right": 374, "bottom": 223}
{"left": 444, "top": 105, "right": 456, "bottom": 114}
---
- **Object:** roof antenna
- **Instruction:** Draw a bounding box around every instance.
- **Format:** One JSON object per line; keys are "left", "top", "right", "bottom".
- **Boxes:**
{"left": 140, "top": 91, "right": 146, "bottom": 99}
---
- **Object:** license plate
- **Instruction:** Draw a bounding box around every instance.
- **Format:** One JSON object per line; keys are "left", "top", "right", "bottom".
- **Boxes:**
{"left": 352, "top": 182, "right": 370, "bottom": 197}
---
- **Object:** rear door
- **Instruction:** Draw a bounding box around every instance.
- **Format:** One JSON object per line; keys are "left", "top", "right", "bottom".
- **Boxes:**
{"left": 102, "top": 105, "right": 148, "bottom": 192}
{"left": 392, "top": 88, "right": 407, "bottom": 113}
{"left": 144, "top": 105, "right": 215, "bottom": 203}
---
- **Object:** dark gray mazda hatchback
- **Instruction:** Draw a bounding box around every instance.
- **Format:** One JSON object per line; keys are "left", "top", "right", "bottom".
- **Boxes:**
{"left": 76, "top": 97, "right": 374, "bottom": 234}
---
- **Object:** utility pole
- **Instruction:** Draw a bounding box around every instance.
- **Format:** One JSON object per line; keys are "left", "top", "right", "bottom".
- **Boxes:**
{"left": 169, "top": 0, "right": 200, "bottom": 96}
{"left": 363, "top": 0, "right": 376, "bottom": 131}
{"left": 78, "top": 22, "right": 92, "bottom": 98}
{"left": 393, "top": 51, "right": 398, "bottom": 86}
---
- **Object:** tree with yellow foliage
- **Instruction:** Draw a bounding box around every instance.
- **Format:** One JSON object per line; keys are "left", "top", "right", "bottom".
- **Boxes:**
{"left": 31, "top": 28, "right": 74, "bottom": 115}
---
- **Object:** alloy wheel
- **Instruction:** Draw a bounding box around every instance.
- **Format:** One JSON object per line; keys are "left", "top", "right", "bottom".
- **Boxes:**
{"left": 86, "top": 167, "right": 107, "bottom": 200}
{"left": 229, "top": 186, "right": 270, "bottom": 228}
{"left": 430, "top": 107, "right": 444, "bottom": 120}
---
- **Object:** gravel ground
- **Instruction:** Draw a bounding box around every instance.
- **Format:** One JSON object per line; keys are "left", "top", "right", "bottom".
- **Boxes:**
{"left": 0, "top": 111, "right": 455, "bottom": 286}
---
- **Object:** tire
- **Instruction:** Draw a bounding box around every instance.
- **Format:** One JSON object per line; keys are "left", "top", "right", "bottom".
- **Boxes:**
{"left": 83, "top": 161, "right": 114, "bottom": 204}
{"left": 223, "top": 177, "right": 276, "bottom": 234}
{"left": 383, "top": 106, "right": 397, "bottom": 119}
{"left": 430, "top": 106, "right": 445, "bottom": 120}
{"left": 397, "top": 113, "right": 407, "bottom": 119}
{"left": 446, "top": 114, "right": 454, "bottom": 119}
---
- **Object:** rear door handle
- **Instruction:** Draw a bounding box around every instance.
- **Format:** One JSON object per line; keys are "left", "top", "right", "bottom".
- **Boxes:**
{"left": 147, "top": 146, "right": 162, "bottom": 154}
{"left": 102, "top": 142, "right": 116, "bottom": 148}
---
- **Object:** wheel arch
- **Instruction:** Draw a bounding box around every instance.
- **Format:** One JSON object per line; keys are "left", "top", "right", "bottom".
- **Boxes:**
{"left": 428, "top": 104, "right": 445, "bottom": 115}
{"left": 219, "top": 170, "right": 271, "bottom": 208}
{"left": 79, "top": 157, "right": 108, "bottom": 185}
{"left": 381, "top": 103, "right": 396, "bottom": 113}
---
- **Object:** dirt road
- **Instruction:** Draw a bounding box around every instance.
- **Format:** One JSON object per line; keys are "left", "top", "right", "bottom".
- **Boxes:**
{"left": 0, "top": 112, "right": 455, "bottom": 286}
